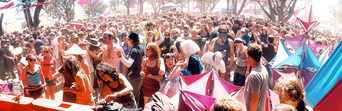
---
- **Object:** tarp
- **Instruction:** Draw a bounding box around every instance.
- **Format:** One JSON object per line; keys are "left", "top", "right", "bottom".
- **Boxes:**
{"left": 272, "top": 39, "right": 291, "bottom": 67}
{"left": 317, "top": 47, "right": 330, "bottom": 65}
{"left": 103, "top": 6, "right": 111, "bottom": 17}
{"left": 305, "top": 41, "right": 342, "bottom": 107}
{"left": 275, "top": 43, "right": 321, "bottom": 70}
{"left": 0, "top": 80, "right": 11, "bottom": 94}
{"left": 282, "top": 34, "right": 304, "bottom": 51}
{"left": 0, "top": 2, "right": 14, "bottom": 10}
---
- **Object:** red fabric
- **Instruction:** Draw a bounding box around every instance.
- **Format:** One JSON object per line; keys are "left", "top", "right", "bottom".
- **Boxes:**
{"left": 41, "top": 56, "right": 56, "bottom": 79}
{"left": 21, "top": 2, "right": 54, "bottom": 10}
{"left": 0, "top": 2, "right": 14, "bottom": 10}
{"left": 211, "top": 72, "right": 241, "bottom": 98}
{"left": 297, "top": 18, "right": 316, "bottom": 32}
{"left": 314, "top": 78, "right": 342, "bottom": 110}
{"left": 77, "top": 0, "right": 89, "bottom": 4}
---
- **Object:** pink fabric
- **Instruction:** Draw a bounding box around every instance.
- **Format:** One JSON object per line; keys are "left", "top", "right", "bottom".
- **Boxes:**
{"left": 211, "top": 71, "right": 242, "bottom": 98}
{"left": 103, "top": 6, "right": 111, "bottom": 17}
{"left": 182, "top": 70, "right": 212, "bottom": 95}
{"left": 283, "top": 34, "right": 304, "bottom": 51}
{"left": 21, "top": 2, "right": 54, "bottom": 10}
{"left": 0, "top": 80, "right": 11, "bottom": 94}
{"left": 55, "top": 19, "right": 59, "bottom": 23}
{"left": 272, "top": 69, "right": 296, "bottom": 84}
{"left": 297, "top": 18, "right": 316, "bottom": 32}
{"left": 77, "top": 0, "right": 89, "bottom": 4}
{"left": 232, "top": 88, "right": 247, "bottom": 111}
{"left": 192, "top": 5, "right": 197, "bottom": 11}
{"left": 244, "top": 3, "right": 252, "bottom": 13}
{"left": 291, "top": 7, "right": 305, "bottom": 18}
{"left": 182, "top": 70, "right": 211, "bottom": 85}
{"left": 129, "top": 3, "right": 136, "bottom": 9}
{"left": 0, "top": 2, "right": 14, "bottom": 10}
{"left": 306, "top": 39, "right": 329, "bottom": 53}
{"left": 314, "top": 78, "right": 342, "bottom": 111}
{"left": 183, "top": 91, "right": 216, "bottom": 110}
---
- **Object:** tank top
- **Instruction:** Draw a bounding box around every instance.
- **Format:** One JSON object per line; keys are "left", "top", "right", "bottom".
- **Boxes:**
{"left": 236, "top": 50, "right": 247, "bottom": 67}
{"left": 214, "top": 38, "right": 230, "bottom": 66}
{"left": 143, "top": 60, "right": 160, "bottom": 86}
{"left": 26, "top": 68, "right": 41, "bottom": 87}
{"left": 41, "top": 56, "right": 56, "bottom": 78}
{"left": 105, "top": 79, "right": 135, "bottom": 103}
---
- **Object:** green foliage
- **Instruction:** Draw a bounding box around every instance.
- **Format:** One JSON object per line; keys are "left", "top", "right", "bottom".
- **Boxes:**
{"left": 44, "top": 0, "right": 76, "bottom": 22}
{"left": 81, "top": 0, "right": 108, "bottom": 17}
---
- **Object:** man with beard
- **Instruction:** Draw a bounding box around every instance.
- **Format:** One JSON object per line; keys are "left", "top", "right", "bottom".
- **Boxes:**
{"left": 208, "top": 25, "right": 234, "bottom": 82}
{"left": 101, "top": 31, "right": 124, "bottom": 69}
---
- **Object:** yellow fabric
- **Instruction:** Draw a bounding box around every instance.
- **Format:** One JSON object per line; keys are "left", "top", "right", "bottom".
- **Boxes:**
{"left": 145, "top": 30, "right": 159, "bottom": 41}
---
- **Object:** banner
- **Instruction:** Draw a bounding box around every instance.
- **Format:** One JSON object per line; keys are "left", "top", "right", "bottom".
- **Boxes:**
{"left": 0, "top": 2, "right": 14, "bottom": 10}
{"left": 129, "top": 3, "right": 136, "bottom": 9}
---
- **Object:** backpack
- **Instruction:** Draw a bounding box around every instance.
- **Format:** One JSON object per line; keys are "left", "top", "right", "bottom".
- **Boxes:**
{"left": 144, "top": 92, "right": 177, "bottom": 111}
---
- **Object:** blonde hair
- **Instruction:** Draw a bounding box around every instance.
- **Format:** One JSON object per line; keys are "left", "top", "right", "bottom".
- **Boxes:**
{"left": 214, "top": 95, "right": 242, "bottom": 111}
{"left": 274, "top": 76, "right": 305, "bottom": 102}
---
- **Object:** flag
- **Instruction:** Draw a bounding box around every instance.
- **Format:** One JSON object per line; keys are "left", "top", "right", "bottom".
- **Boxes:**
{"left": 77, "top": 0, "right": 89, "bottom": 4}
{"left": 0, "top": 2, "right": 14, "bottom": 10}
{"left": 129, "top": 3, "right": 136, "bottom": 9}
{"left": 103, "top": 6, "right": 111, "bottom": 17}
{"left": 55, "top": 18, "right": 59, "bottom": 23}
{"left": 21, "top": 2, "right": 54, "bottom": 10}
{"left": 10, "top": 0, "right": 37, "bottom": 9}
{"left": 92, "top": 0, "right": 101, "bottom": 8}
{"left": 192, "top": 5, "right": 197, "bottom": 11}
{"left": 244, "top": 2, "right": 252, "bottom": 13}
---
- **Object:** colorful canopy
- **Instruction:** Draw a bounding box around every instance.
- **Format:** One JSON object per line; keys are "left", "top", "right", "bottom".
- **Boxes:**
{"left": 282, "top": 34, "right": 304, "bottom": 51}
{"left": 305, "top": 41, "right": 342, "bottom": 108}
{"left": 10, "top": 0, "right": 36, "bottom": 9}
{"left": 272, "top": 39, "right": 291, "bottom": 67}
{"left": 77, "top": 0, "right": 89, "bottom": 4}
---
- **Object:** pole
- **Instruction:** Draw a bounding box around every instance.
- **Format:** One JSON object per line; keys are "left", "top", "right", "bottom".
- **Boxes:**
{"left": 25, "top": 0, "right": 31, "bottom": 30}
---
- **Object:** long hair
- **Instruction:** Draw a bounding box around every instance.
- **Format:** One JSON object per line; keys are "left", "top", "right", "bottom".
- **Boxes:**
{"left": 63, "top": 56, "right": 82, "bottom": 75}
{"left": 96, "top": 63, "right": 120, "bottom": 82}
{"left": 147, "top": 43, "right": 161, "bottom": 60}
{"left": 163, "top": 53, "right": 175, "bottom": 72}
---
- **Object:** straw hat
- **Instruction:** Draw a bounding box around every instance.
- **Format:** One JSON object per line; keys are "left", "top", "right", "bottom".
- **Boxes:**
{"left": 65, "top": 44, "right": 87, "bottom": 55}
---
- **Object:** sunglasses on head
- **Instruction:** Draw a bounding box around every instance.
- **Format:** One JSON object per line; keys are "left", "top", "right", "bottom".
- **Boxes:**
{"left": 29, "top": 59, "right": 36, "bottom": 62}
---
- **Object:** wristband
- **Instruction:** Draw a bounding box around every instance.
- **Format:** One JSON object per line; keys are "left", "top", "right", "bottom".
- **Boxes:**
{"left": 118, "top": 92, "right": 121, "bottom": 97}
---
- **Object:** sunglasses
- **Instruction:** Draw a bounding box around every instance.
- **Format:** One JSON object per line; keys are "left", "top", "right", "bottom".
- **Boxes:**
{"left": 146, "top": 48, "right": 150, "bottom": 50}
{"left": 29, "top": 59, "right": 36, "bottom": 62}
{"left": 44, "top": 51, "right": 49, "bottom": 53}
{"left": 148, "top": 34, "right": 153, "bottom": 36}
{"left": 164, "top": 34, "right": 170, "bottom": 36}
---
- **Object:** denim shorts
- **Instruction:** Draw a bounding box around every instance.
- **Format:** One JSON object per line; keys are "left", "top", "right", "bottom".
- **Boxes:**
{"left": 45, "top": 78, "right": 56, "bottom": 86}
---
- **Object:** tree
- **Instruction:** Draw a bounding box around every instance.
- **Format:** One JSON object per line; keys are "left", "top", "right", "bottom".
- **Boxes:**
{"left": 0, "top": 0, "right": 10, "bottom": 36}
{"left": 81, "top": 0, "right": 108, "bottom": 18}
{"left": 148, "top": 0, "right": 163, "bottom": 13}
{"left": 109, "top": 0, "right": 121, "bottom": 11}
{"left": 196, "top": 0, "right": 220, "bottom": 13}
{"left": 18, "top": 0, "right": 45, "bottom": 30}
{"left": 256, "top": 0, "right": 298, "bottom": 22}
{"left": 232, "top": 0, "right": 247, "bottom": 16}
{"left": 138, "top": 0, "right": 147, "bottom": 14}
{"left": 330, "top": 0, "right": 342, "bottom": 24}
{"left": 44, "top": 0, "right": 76, "bottom": 22}
{"left": 122, "top": 0, "right": 137, "bottom": 15}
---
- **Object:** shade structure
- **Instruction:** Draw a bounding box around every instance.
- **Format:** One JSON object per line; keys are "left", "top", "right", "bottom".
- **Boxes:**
{"left": 179, "top": 70, "right": 242, "bottom": 110}
{"left": 272, "top": 39, "right": 291, "bottom": 67}
{"left": 305, "top": 41, "right": 342, "bottom": 108}
{"left": 282, "top": 34, "right": 304, "bottom": 51}
{"left": 271, "top": 69, "right": 296, "bottom": 85}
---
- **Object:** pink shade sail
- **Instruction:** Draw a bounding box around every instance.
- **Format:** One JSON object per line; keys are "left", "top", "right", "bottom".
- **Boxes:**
{"left": 244, "top": 2, "right": 252, "bottom": 13}
{"left": 211, "top": 71, "right": 242, "bottom": 98}
{"left": 77, "top": 0, "right": 89, "bottom": 4}
{"left": 103, "top": 6, "right": 111, "bottom": 17}
{"left": 283, "top": 34, "right": 304, "bottom": 51}
{"left": 129, "top": 3, "right": 136, "bottom": 9}
{"left": 182, "top": 70, "right": 212, "bottom": 96}
{"left": 182, "top": 91, "right": 216, "bottom": 110}
{"left": 0, "top": 2, "right": 14, "bottom": 10}
{"left": 272, "top": 69, "right": 296, "bottom": 84}
{"left": 182, "top": 70, "right": 212, "bottom": 85}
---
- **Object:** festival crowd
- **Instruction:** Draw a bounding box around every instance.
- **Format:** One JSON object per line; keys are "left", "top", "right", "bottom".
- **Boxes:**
{"left": 0, "top": 12, "right": 339, "bottom": 111}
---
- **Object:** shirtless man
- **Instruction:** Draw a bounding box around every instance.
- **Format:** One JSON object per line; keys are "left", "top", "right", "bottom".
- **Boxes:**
{"left": 63, "top": 56, "right": 94, "bottom": 106}
{"left": 102, "top": 31, "right": 123, "bottom": 69}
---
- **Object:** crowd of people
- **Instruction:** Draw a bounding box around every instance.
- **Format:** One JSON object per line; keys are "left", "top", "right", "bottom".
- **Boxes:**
{"left": 0, "top": 11, "right": 339, "bottom": 111}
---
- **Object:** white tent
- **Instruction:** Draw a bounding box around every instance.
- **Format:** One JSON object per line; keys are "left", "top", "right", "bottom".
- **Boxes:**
{"left": 162, "top": 3, "right": 180, "bottom": 13}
